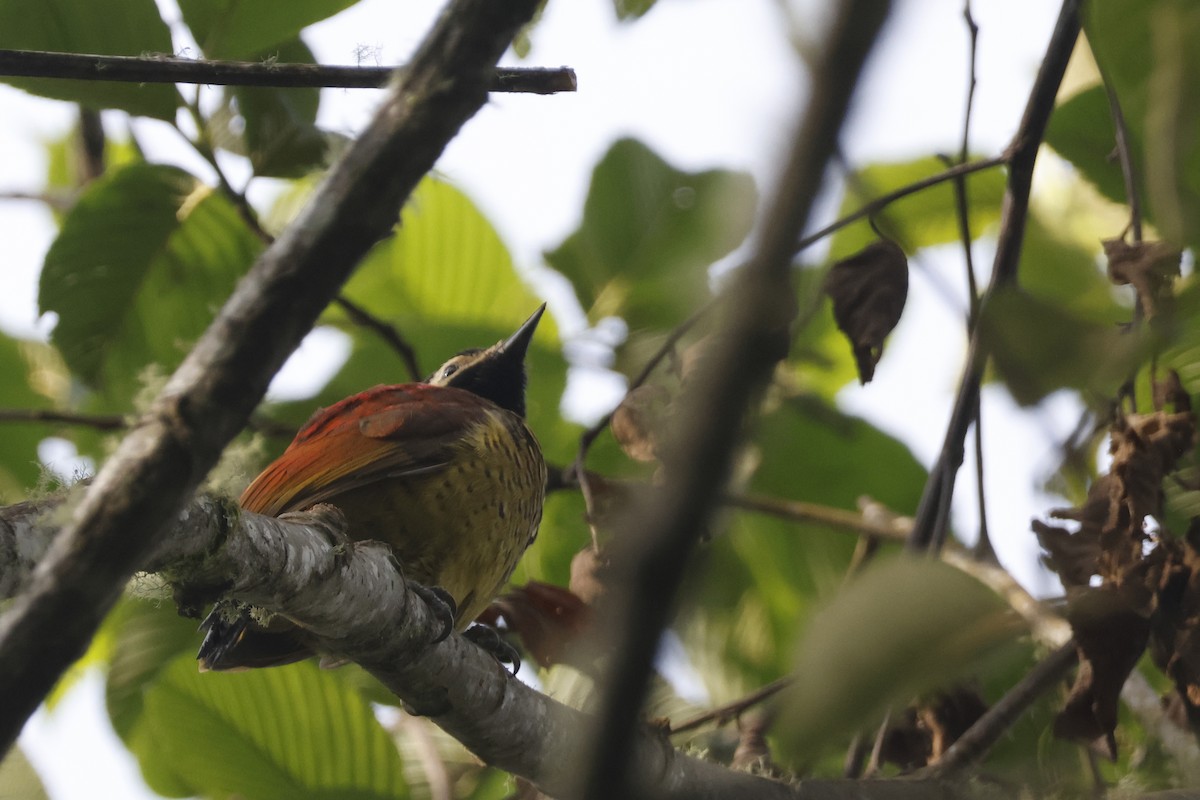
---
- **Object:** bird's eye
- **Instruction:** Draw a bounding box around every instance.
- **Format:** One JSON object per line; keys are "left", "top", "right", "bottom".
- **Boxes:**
{"left": 442, "top": 363, "right": 459, "bottom": 378}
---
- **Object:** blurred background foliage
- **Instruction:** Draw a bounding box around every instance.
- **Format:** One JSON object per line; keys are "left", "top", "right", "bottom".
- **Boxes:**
{"left": 3, "top": 0, "right": 1200, "bottom": 797}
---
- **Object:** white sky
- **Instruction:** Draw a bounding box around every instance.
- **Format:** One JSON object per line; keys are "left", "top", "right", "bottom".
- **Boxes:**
{"left": 4, "top": 0, "right": 1070, "bottom": 797}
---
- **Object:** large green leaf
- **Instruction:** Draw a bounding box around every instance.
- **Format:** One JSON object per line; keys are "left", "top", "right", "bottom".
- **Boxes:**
{"left": 613, "top": 0, "right": 657, "bottom": 20}
{"left": 1019, "top": 216, "right": 1126, "bottom": 325}
{"left": 39, "top": 162, "right": 262, "bottom": 397}
{"left": 129, "top": 656, "right": 408, "bottom": 800}
{"left": 0, "top": 336, "right": 63, "bottom": 499}
{"left": 266, "top": 177, "right": 567, "bottom": 454}
{"left": 0, "top": 0, "right": 175, "bottom": 118}
{"left": 339, "top": 178, "right": 556, "bottom": 339}
{"left": 0, "top": 747, "right": 49, "bottom": 800}
{"left": 683, "top": 398, "right": 927, "bottom": 695}
{"left": 978, "top": 288, "right": 1144, "bottom": 406}
{"left": 827, "top": 156, "right": 1006, "bottom": 260}
{"left": 232, "top": 37, "right": 333, "bottom": 178}
{"left": 1085, "top": 0, "right": 1200, "bottom": 249}
{"left": 777, "top": 556, "right": 1021, "bottom": 761}
{"left": 179, "top": 0, "right": 360, "bottom": 59}
{"left": 544, "top": 138, "right": 756, "bottom": 330}
{"left": 1045, "top": 87, "right": 1131, "bottom": 210}
{"left": 105, "top": 597, "right": 203, "bottom": 743}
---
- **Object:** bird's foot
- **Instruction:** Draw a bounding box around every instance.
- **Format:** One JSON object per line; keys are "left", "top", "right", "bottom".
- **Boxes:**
{"left": 412, "top": 584, "right": 456, "bottom": 643}
{"left": 464, "top": 623, "right": 521, "bottom": 675}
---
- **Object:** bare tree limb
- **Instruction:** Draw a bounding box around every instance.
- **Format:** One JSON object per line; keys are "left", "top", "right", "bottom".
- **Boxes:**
{"left": 0, "top": 0, "right": 544, "bottom": 755}
{"left": 0, "top": 492, "right": 997, "bottom": 800}
{"left": 577, "top": 2, "right": 894, "bottom": 798}
{"left": 795, "top": 155, "right": 1007, "bottom": 254}
{"left": 917, "top": 643, "right": 1079, "bottom": 778}
{"left": 0, "top": 48, "right": 576, "bottom": 94}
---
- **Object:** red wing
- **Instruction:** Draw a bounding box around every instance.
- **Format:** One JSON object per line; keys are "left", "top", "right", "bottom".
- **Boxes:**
{"left": 239, "top": 384, "right": 494, "bottom": 515}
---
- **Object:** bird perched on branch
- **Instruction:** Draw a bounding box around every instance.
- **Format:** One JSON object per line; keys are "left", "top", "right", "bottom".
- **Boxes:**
{"left": 197, "top": 306, "right": 548, "bottom": 671}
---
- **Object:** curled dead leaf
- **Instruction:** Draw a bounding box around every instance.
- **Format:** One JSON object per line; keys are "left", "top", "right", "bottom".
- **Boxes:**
{"left": 1107, "top": 410, "right": 1196, "bottom": 571}
{"left": 880, "top": 686, "right": 988, "bottom": 769}
{"left": 824, "top": 238, "right": 909, "bottom": 384}
{"left": 489, "top": 581, "right": 592, "bottom": 669}
{"left": 1102, "top": 238, "right": 1180, "bottom": 319}
{"left": 1054, "top": 585, "right": 1153, "bottom": 756}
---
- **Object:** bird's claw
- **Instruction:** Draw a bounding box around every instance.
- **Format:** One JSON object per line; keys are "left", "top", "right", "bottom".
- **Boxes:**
{"left": 413, "top": 584, "right": 456, "bottom": 643}
{"left": 464, "top": 624, "right": 521, "bottom": 675}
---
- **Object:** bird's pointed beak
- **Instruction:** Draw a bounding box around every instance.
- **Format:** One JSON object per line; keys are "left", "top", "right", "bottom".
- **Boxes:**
{"left": 499, "top": 303, "right": 546, "bottom": 362}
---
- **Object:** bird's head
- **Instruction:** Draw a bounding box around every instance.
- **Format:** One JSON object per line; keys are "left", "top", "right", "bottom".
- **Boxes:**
{"left": 427, "top": 304, "right": 546, "bottom": 417}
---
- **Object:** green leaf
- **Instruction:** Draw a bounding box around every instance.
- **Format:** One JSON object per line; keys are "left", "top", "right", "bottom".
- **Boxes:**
{"left": 340, "top": 178, "right": 554, "bottom": 338}
{"left": 777, "top": 556, "right": 1021, "bottom": 760}
{"left": 613, "top": 0, "right": 657, "bottom": 20}
{"left": 1085, "top": 0, "right": 1200, "bottom": 249}
{"left": 0, "top": 747, "right": 49, "bottom": 800}
{"left": 1019, "top": 216, "right": 1126, "bottom": 324}
{"left": 545, "top": 138, "right": 756, "bottom": 330}
{"left": 683, "top": 399, "right": 927, "bottom": 694}
{"left": 39, "top": 162, "right": 262, "bottom": 396}
{"left": 105, "top": 597, "right": 202, "bottom": 742}
{"left": 0, "top": 336, "right": 62, "bottom": 498}
{"left": 232, "top": 38, "right": 334, "bottom": 178}
{"left": 129, "top": 657, "right": 408, "bottom": 800}
{"left": 0, "top": 0, "right": 175, "bottom": 118}
{"left": 179, "top": 0, "right": 360, "bottom": 59}
{"left": 978, "top": 287, "right": 1144, "bottom": 406}
{"left": 1045, "top": 87, "right": 1131, "bottom": 209}
{"left": 829, "top": 156, "right": 1006, "bottom": 260}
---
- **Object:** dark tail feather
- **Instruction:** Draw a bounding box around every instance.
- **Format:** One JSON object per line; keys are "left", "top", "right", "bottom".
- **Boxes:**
{"left": 197, "top": 602, "right": 312, "bottom": 671}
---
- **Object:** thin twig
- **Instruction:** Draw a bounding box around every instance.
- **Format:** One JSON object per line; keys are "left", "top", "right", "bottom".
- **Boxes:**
{"left": 864, "top": 710, "right": 893, "bottom": 777}
{"left": 1101, "top": 69, "right": 1142, "bottom": 244}
{"left": 724, "top": 491, "right": 907, "bottom": 540}
{"left": 0, "top": 409, "right": 126, "bottom": 431}
{"left": 175, "top": 103, "right": 424, "bottom": 379}
{"left": 0, "top": 48, "right": 577, "bottom": 94}
{"left": 950, "top": 1, "right": 994, "bottom": 562}
{"left": 0, "top": 407, "right": 295, "bottom": 438}
{"left": 0, "top": 189, "right": 77, "bottom": 210}
{"left": 333, "top": 296, "right": 423, "bottom": 381}
{"left": 908, "top": 0, "right": 1082, "bottom": 553}
{"left": 795, "top": 155, "right": 1007, "bottom": 254}
{"left": 668, "top": 676, "right": 793, "bottom": 736}
{"left": 916, "top": 642, "right": 1078, "bottom": 778}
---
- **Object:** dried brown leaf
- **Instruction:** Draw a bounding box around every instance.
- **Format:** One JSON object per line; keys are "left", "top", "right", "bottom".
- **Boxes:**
{"left": 880, "top": 686, "right": 988, "bottom": 769}
{"left": 824, "top": 238, "right": 909, "bottom": 384}
{"left": 1107, "top": 411, "right": 1196, "bottom": 574}
{"left": 489, "top": 581, "right": 592, "bottom": 669}
{"left": 1102, "top": 238, "right": 1180, "bottom": 319}
{"left": 1054, "top": 586, "right": 1152, "bottom": 754}
{"left": 1035, "top": 475, "right": 1115, "bottom": 586}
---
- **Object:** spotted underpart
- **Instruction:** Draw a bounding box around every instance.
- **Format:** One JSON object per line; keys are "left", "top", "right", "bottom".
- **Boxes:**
{"left": 200, "top": 306, "right": 548, "bottom": 671}
{"left": 315, "top": 404, "right": 545, "bottom": 627}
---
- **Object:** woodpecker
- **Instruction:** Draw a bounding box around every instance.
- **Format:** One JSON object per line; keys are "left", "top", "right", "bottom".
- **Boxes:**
{"left": 197, "top": 306, "right": 548, "bottom": 671}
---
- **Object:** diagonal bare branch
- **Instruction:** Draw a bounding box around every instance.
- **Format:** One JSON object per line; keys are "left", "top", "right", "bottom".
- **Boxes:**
{"left": 576, "top": 1, "right": 895, "bottom": 797}
{"left": 0, "top": 0, "right": 544, "bottom": 755}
